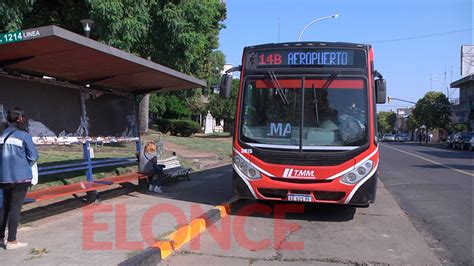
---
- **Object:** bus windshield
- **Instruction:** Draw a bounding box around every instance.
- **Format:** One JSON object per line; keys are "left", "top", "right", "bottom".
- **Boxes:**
{"left": 240, "top": 75, "right": 368, "bottom": 150}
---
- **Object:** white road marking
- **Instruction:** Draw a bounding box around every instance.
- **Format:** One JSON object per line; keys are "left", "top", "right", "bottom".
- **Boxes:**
{"left": 381, "top": 144, "right": 473, "bottom": 177}
{"left": 430, "top": 214, "right": 466, "bottom": 220}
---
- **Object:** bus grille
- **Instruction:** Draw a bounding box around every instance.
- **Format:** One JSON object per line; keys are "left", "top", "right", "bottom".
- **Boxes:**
{"left": 258, "top": 188, "right": 288, "bottom": 199}
{"left": 313, "top": 191, "right": 345, "bottom": 201}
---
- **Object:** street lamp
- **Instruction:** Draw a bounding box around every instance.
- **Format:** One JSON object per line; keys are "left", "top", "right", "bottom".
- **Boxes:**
{"left": 80, "top": 19, "right": 94, "bottom": 38}
{"left": 297, "top": 14, "right": 339, "bottom": 41}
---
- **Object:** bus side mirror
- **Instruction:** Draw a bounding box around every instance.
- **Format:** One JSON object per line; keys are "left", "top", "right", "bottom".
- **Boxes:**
{"left": 375, "top": 79, "right": 387, "bottom": 104}
{"left": 219, "top": 74, "right": 233, "bottom": 99}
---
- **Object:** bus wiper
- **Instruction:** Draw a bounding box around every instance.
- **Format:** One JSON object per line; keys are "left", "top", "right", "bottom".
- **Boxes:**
{"left": 268, "top": 71, "right": 289, "bottom": 105}
{"left": 312, "top": 84, "right": 320, "bottom": 124}
{"left": 322, "top": 72, "right": 339, "bottom": 89}
{"left": 313, "top": 72, "right": 339, "bottom": 124}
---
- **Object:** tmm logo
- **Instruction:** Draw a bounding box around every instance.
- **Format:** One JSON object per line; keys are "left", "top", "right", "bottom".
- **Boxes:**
{"left": 283, "top": 168, "right": 315, "bottom": 178}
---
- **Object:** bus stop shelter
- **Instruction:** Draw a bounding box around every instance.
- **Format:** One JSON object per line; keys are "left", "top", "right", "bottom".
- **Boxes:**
{"left": 0, "top": 25, "right": 205, "bottom": 140}
{"left": 0, "top": 25, "right": 206, "bottom": 202}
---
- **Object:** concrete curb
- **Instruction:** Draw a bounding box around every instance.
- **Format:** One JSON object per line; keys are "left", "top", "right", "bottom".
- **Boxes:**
{"left": 119, "top": 197, "right": 239, "bottom": 266}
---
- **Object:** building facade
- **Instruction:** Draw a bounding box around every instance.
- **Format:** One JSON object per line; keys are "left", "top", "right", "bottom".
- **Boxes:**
{"left": 450, "top": 74, "right": 474, "bottom": 131}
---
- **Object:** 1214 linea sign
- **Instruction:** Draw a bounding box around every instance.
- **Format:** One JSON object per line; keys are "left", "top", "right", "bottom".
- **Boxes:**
{"left": 0, "top": 29, "right": 41, "bottom": 45}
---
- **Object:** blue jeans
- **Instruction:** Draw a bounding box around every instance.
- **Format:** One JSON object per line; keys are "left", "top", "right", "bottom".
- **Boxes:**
{"left": 149, "top": 164, "right": 164, "bottom": 186}
{"left": 0, "top": 182, "right": 30, "bottom": 241}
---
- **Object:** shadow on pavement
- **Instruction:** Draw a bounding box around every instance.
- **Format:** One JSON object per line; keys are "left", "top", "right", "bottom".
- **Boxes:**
{"left": 21, "top": 183, "right": 138, "bottom": 224}
{"left": 230, "top": 200, "right": 356, "bottom": 222}
{"left": 142, "top": 165, "right": 233, "bottom": 206}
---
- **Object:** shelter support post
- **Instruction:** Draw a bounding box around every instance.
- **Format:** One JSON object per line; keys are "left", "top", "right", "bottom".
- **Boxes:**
{"left": 135, "top": 139, "right": 148, "bottom": 191}
{"left": 83, "top": 141, "right": 94, "bottom": 182}
{"left": 83, "top": 140, "right": 99, "bottom": 202}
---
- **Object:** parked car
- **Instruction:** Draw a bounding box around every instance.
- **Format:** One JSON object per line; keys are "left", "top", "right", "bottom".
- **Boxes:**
{"left": 453, "top": 132, "right": 474, "bottom": 150}
{"left": 446, "top": 134, "right": 455, "bottom": 148}
{"left": 382, "top": 134, "right": 396, "bottom": 142}
{"left": 395, "top": 133, "right": 409, "bottom": 142}
{"left": 470, "top": 136, "right": 474, "bottom": 151}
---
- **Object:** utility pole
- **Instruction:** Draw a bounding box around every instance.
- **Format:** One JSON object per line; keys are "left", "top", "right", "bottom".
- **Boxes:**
{"left": 278, "top": 17, "right": 280, "bottom": 42}
{"left": 450, "top": 65, "right": 453, "bottom": 82}
{"left": 444, "top": 65, "right": 447, "bottom": 88}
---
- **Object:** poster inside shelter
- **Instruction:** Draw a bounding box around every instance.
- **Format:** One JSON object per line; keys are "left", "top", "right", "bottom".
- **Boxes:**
{"left": 0, "top": 75, "right": 137, "bottom": 144}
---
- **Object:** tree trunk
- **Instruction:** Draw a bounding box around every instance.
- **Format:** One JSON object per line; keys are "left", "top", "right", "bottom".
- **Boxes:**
{"left": 139, "top": 94, "right": 150, "bottom": 133}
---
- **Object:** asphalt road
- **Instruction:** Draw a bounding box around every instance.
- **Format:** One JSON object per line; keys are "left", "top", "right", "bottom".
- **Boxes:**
{"left": 379, "top": 142, "right": 473, "bottom": 265}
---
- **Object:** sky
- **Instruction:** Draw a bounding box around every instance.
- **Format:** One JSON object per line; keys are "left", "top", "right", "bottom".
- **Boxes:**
{"left": 218, "top": 0, "right": 473, "bottom": 111}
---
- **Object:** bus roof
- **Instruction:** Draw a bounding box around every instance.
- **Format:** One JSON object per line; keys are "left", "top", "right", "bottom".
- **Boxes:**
{"left": 245, "top": 42, "right": 371, "bottom": 51}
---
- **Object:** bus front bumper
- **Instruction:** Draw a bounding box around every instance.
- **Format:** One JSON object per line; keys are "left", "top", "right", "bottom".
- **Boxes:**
{"left": 233, "top": 169, "right": 378, "bottom": 206}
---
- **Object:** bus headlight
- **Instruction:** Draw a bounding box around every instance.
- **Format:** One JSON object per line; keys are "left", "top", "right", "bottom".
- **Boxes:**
{"left": 341, "top": 160, "right": 373, "bottom": 184}
{"left": 233, "top": 155, "right": 261, "bottom": 180}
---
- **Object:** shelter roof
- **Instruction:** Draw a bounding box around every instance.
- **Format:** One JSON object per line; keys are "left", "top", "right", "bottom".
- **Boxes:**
{"left": 0, "top": 25, "right": 206, "bottom": 94}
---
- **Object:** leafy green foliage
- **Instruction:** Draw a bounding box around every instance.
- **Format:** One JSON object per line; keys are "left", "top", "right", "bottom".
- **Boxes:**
{"left": 450, "top": 123, "right": 468, "bottom": 133}
{"left": 162, "top": 95, "right": 191, "bottom": 119}
{"left": 156, "top": 118, "right": 200, "bottom": 136}
{"left": 0, "top": 0, "right": 34, "bottom": 32}
{"left": 156, "top": 118, "right": 172, "bottom": 133}
{"left": 186, "top": 88, "right": 205, "bottom": 115}
{"left": 377, "top": 111, "right": 396, "bottom": 134}
{"left": 149, "top": 93, "right": 166, "bottom": 117}
{"left": 208, "top": 78, "right": 239, "bottom": 120}
{"left": 88, "top": 0, "right": 154, "bottom": 54}
{"left": 206, "top": 50, "right": 226, "bottom": 93}
{"left": 22, "top": 0, "right": 90, "bottom": 33}
{"left": 406, "top": 115, "right": 419, "bottom": 131}
{"left": 169, "top": 119, "right": 200, "bottom": 137}
{"left": 150, "top": 0, "right": 226, "bottom": 76}
{"left": 411, "top": 91, "right": 451, "bottom": 130}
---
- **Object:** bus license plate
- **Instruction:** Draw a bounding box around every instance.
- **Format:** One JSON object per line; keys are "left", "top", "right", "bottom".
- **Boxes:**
{"left": 287, "top": 194, "right": 312, "bottom": 202}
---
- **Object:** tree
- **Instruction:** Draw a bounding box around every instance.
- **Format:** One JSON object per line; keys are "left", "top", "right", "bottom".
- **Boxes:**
{"left": 22, "top": 0, "right": 90, "bottom": 34}
{"left": 450, "top": 123, "right": 468, "bottom": 133}
{"left": 411, "top": 91, "right": 451, "bottom": 130}
{"left": 138, "top": 94, "right": 150, "bottom": 133}
{"left": 205, "top": 50, "right": 226, "bottom": 94}
{"left": 149, "top": 93, "right": 166, "bottom": 120}
{"left": 149, "top": 0, "right": 226, "bottom": 77}
{"left": 406, "top": 115, "right": 419, "bottom": 131}
{"left": 0, "top": 0, "right": 35, "bottom": 32}
{"left": 208, "top": 78, "right": 239, "bottom": 132}
{"left": 162, "top": 95, "right": 191, "bottom": 119}
{"left": 377, "top": 111, "right": 396, "bottom": 134}
{"left": 186, "top": 88, "right": 205, "bottom": 115}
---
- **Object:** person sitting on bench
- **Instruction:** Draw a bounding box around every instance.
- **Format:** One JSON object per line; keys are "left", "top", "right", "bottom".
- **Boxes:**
{"left": 139, "top": 141, "right": 164, "bottom": 193}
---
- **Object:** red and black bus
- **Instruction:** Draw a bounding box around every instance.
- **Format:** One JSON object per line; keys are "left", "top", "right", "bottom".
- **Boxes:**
{"left": 220, "top": 42, "right": 386, "bottom": 206}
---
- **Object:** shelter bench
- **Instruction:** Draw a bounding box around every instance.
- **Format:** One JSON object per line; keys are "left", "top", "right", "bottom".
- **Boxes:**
{"left": 24, "top": 140, "right": 147, "bottom": 203}
{"left": 25, "top": 172, "right": 149, "bottom": 203}
{"left": 157, "top": 156, "right": 192, "bottom": 182}
{"left": 24, "top": 142, "right": 191, "bottom": 204}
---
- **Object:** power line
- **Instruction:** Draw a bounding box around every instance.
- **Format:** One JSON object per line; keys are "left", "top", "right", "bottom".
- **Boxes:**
{"left": 367, "top": 28, "right": 472, "bottom": 44}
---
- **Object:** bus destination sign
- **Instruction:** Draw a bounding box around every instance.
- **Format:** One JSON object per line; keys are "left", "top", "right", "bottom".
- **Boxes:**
{"left": 246, "top": 48, "right": 366, "bottom": 69}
